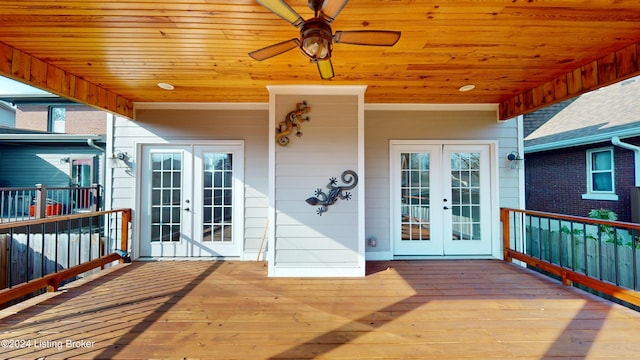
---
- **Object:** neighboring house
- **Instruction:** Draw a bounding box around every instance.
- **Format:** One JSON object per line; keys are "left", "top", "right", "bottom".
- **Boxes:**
{"left": 0, "top": 101, "right": 15, "bottom": 128}
{"left": 524, "top": 76, "right": 640, "bottom": 223}
{"left": 108, "top": 86, "right": 524, "bottom": 277}
{"left": 0, "top": 127, "right": 106, "bottom": 216}
{"left": 0, "top": 94, "right": 108, "bottom": 217}
{"left": 6, "top": 97, "right": 106, "bottom": 134}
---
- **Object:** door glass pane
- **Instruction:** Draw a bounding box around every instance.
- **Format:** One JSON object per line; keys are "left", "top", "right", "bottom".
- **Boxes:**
{"left": 202, "top": 153, "right": 233, "bottom": 242}
{"left": 450, "top": 152, "right": 481, "bottom": 241}
{"left": 150, "top": 152, "right": 182, "bottom": 242}
{"left": 400, "top": 153, "right": 430, "bottom": 241}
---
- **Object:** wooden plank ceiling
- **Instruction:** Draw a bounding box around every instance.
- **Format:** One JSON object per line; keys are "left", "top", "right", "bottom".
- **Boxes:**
{"left": 0, "top": 0, "right": 640, "bottom": 120}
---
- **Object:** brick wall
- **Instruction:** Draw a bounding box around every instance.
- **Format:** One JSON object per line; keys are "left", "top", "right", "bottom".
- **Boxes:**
{"left": 14, "top": 105, "right": 48, "bottom": 132}
{"left": 14, "top": 104, "right": 106, "bottom": 134}
{"left": 525, "top": 138, "right": 640, "bottom": 222}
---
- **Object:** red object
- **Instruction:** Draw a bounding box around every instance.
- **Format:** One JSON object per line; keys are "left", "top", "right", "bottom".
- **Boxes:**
{"left": 29, "top": 204, "right": 63, "bottom": 217}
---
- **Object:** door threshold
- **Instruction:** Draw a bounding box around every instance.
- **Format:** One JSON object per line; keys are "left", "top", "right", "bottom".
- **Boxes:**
{"left": 393, "top": 255, "right": 496, "bottom": 260}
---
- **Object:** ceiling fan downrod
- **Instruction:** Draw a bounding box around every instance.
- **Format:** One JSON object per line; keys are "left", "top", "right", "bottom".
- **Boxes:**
{"left": 308, "top": 0, "right": 325, "bottom": 14}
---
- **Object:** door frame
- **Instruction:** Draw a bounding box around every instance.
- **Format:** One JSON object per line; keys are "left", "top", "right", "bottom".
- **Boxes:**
{"left": 389, "top": 140, "right": 500, "bottom": 259}
{"left": 133, "top": 140, "right": 245, "bottom": 260}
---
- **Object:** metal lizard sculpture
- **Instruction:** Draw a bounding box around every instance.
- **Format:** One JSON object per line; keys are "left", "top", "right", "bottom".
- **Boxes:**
{"left": 306, "top": 170, "right": 358, "bottom": 216}
{"left": 276, "top": 101, "right": 310, "bottom": 146}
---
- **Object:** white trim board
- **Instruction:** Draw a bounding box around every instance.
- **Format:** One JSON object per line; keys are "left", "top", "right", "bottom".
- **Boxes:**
{"left": 132, "top": 101, "right": 497, "bottom": 115}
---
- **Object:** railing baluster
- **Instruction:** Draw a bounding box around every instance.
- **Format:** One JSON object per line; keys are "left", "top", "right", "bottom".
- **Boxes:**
{"left": 509, "top": 212, "right": 524, "bottom": 251}
{"left": 77, "top": 217, "right": 82, "bottom": 266}
{"left": 570, "top": 221, "right": 575, "bottom": 271}
{"left": 583, "top": 223, "right": 588, "bottom": 276}
{"left": 55, "top": 221, "right": 59, "bottom": 274}
{"left": 558, "top": 219, "right": 563, "bottom": 268}
{"left": 598, "top": 224, "right": 603, "bottom": 281}
{"left": 40, "top": 222, "right": 45, "bottom": 279}
{"left": 547, "top": 217, "right": 552, "bottom": 263}
{"left": 67, "top": 217, "right": 71, "bottom": 268}
{"left": 634, "top": 230, "right": 639, "bottom": 291}
{"left": 537, "top": 216, "right": 542, "bottom": 259}
{"left": 89, "top": 214, "right": 93, "bottom": 261}
{"left": 8, "top": 227, "right": 13, "bottom": 288}
{"left": 26, "top": 224, "right": 30, "bottom": 283}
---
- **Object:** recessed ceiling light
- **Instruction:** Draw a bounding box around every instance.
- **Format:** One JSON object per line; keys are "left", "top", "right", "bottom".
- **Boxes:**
{"left": 459, "top": 84, "right": 476, "bottom": 92}
{"left": 157, "top": 82, "right": 175, "bottom": 90}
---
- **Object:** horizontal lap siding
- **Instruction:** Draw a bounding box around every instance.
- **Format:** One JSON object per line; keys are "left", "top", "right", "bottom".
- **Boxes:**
{"left": 364, "top": 110, "right": 521, "bottom": 255}
{"left": 111, "top": 108, "right": 268, "bottom": 257}
{"left": 0, "top": 145, "right": 102, "bottom": 188}
{"left": 274, "top": 95, "right": 359, "bottom": 267}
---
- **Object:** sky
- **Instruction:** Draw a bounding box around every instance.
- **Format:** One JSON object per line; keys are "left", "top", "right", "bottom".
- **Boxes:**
{"left": 0, "top": 76, "right": 49, "bottom": 95}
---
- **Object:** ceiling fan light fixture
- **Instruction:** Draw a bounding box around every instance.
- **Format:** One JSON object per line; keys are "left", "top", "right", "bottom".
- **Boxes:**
{"left": 299, "top": 18, "right": 333, "bottom": 61}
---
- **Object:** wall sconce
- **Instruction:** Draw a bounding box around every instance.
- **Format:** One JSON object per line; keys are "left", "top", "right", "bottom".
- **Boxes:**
{"left": 506, "top": 151, "right": 524, "bottom": 169}
{"left": 113, "top": 151, "right": 129, "bottom": 161}
{"left": 60, "top": 156, "right": 70, "bottom": 164}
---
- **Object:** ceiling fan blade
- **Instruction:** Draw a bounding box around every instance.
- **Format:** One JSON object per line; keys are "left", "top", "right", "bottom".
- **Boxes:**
{"left": 316, "top": 59, "right": 334, "bottom": 79}
{"left": 320, "top": 0, "right": 349, "bottom": 23}
{"left": 249, "top": 39, "right": 300, "bottom": 61}
{"left": 334, "top": 30, "right": 401, "bottom": 46}
{"left": 256, "top": 0, "right": 304, "bottom": 27}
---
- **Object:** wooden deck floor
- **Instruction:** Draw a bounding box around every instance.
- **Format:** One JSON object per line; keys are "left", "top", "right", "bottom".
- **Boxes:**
{"left": 1, "top": 260, "right": 640, "bottom": 359}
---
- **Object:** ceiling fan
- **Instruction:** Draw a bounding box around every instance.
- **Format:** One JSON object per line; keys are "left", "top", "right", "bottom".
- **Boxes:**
{"left": 249, "top": 0, "right": 401, "bottom": 79}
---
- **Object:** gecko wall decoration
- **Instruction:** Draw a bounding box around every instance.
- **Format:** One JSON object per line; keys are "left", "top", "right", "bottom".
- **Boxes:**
{"left": 306, "top": 170, "right": 358, "bottom": 216}
{"left": 276, "top": 101, "right": 311, "bottom": 146}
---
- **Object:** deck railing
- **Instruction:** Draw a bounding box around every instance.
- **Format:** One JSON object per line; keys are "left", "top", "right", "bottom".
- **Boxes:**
{"left": 0, "top": 184, "right": 101, "bottom": 223}
{"left": 501, "top": 207, "right": 640, "bottom": 307}
{"left": 0, "top": 208, "right": 130, "bottom": 307}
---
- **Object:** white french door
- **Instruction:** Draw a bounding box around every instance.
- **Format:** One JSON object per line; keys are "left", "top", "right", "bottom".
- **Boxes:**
{"left": 139, "top": 142, "right": 244, "bottom": 258}
{"left": 391, "top": 142, "right": 493, "bottom": 256}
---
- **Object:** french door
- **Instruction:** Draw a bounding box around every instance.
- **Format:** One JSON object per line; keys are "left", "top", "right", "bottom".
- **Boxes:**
{"left": 139, "top": 142, "right": 244, "bottom": 257}
{"left": 391, "top": 142, "right": 493, "bottom": 256}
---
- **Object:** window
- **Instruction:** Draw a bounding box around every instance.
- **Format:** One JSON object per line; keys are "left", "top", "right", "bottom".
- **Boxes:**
{"left": 582, "top": 148, "right": 618, "bottom": 200}
{"left": 48, "top": 106, "right": 66, "bottom": 133}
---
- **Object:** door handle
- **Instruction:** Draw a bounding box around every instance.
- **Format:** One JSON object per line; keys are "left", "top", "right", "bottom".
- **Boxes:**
{"left": 184, "top": 207, "right": 190, "bottom": 211}
{"left": 443, "top": 206, "right": 449, "bottom": 210}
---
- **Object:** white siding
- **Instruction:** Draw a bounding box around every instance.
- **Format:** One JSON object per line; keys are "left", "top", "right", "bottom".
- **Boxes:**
{"left": 272, "top": 94, "right": 359, "bottom": 270}
{"left": 364, "top": 110, "right": 521, "bottom": 258}
{"left": 109, "top": 104, "right": 522, "bottom": 265}
{"left": 110, "top": 108, "right": 269, "bottom": 259}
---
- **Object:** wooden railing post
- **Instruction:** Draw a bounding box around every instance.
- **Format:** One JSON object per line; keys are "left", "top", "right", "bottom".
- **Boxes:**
{"left": 34, "top": 184, "right": 47, "bottom": 219}
{"left": 500, "top": 208, "right": 512, "bottom": 262}
{"left": 120, "top": 208, "right": 131, "bottom": 263}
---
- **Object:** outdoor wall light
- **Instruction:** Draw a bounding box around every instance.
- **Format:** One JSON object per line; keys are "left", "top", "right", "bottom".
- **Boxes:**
{"left": 114, "top": 151, "right": 129, "bottom": 161}
{"left": 506, "top": 151, "right": 524, "bottom": 169}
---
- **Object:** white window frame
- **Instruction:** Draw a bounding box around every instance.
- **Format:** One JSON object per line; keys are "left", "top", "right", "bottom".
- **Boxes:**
{"left": 48, "top": 106, "right": 66, "bottom": 133}
{"left": 582, "top": 147, "right": 618, "bottom": 201}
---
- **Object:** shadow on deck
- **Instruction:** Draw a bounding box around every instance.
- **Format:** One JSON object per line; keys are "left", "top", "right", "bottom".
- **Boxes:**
{"left": 1, "top": 260, "right": 640, "bottom": 359}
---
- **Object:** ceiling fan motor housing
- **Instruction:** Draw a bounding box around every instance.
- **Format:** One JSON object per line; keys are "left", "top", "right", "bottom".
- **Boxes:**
{"left": 299, "top": 18, "right": 333, "bottom": 61}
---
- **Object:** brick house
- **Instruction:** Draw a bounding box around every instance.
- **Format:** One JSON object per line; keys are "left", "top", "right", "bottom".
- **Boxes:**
{"left": 524, "top": 76, "right": 640, "bottom": 222}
